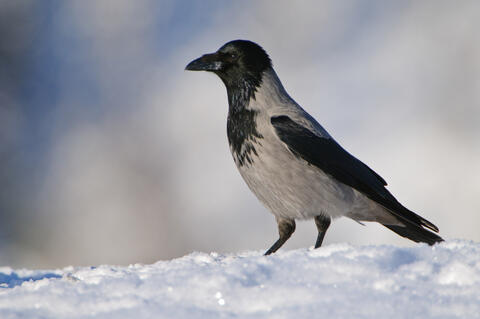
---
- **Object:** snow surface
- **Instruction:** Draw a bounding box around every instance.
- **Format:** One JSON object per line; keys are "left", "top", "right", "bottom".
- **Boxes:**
{"left": 0, "top": 240, "right": 479, "bottom": 319}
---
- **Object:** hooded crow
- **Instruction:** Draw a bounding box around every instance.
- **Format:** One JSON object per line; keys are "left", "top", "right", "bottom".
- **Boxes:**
{"left": 186, "top": 40, "right": 443, "bottom": 255}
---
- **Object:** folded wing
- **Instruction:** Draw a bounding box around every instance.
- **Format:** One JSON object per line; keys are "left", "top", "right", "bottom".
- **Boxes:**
{"left": 271, "top": 115, "right": 443, "bottom": 245}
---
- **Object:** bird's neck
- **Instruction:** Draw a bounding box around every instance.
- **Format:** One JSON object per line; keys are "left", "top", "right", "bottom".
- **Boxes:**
{"left": 223, "top": 67, "right": 288, "bottom": 112}
{"left": 227, "top": 68, "right": 292, "bottom": 116}
{"left": 225, "top": 71, "right": 268, "bottom": 167}
{"left": 224, "top": 68, "right": 290, "bottom": 167}
{"left": 225, "top": 77, "right": 260, "bottom": 115}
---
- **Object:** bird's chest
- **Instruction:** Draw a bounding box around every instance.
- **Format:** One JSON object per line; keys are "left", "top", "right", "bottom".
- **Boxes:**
{"left": 227, "top": 110, "right": 353, "bottom": 220}
{"left": 227, "top": 111, "right": 306, "bottom": 217}
{"left": 227, "top": 109, "right": 265, "bottom": 167}
{"left": 227, "top": 109, "right": 287, "bottom": 170}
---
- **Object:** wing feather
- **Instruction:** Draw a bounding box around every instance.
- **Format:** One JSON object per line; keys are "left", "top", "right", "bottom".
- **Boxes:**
{"left": 271, "top": 115, "right": 440, "bottom": 235}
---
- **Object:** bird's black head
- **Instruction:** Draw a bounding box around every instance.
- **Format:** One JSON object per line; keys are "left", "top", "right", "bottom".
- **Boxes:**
{"left": 185, "top": 40, "right": 272, "bottom": 89}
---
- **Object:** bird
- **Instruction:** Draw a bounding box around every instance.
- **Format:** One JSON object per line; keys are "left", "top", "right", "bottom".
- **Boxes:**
{"left": 185, "top": 40, "right": 443, "bottom": 255}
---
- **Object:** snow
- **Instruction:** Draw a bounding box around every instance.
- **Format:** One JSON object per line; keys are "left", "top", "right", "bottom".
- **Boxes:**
{"left": 1, "top": 240, "right": 479, "bottom": 319}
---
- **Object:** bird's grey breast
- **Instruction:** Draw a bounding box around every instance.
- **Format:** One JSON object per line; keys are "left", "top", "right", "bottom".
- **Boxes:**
{"left": 227, "top": 108, "right": 350, "bottom": 220}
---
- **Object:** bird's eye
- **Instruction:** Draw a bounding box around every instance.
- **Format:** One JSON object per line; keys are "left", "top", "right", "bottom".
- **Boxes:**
{"left": 230, "top": 53, "right": 238, "bottom": 59}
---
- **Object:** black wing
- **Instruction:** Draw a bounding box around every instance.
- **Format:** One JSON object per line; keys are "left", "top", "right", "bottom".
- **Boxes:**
{"left": 271, "top": 115, "right": 442, "bottom": 244}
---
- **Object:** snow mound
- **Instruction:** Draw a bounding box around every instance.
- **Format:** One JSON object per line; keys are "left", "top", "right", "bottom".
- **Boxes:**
{"left": 1, "top": 240, "right": 479, "bottom": 318}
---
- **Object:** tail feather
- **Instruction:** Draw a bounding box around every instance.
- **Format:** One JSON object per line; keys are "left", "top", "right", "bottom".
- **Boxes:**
{"left": 402, "top": 207, "right": 439, "bottom": 232}
{"left": 377, "top": 199, "right": 442, "bottom": 244}
{"left": 383, "top": 224, "right": 443, "bottom": 245}
{"left": 383, "top": 203, "right": 439, "bottom": 233}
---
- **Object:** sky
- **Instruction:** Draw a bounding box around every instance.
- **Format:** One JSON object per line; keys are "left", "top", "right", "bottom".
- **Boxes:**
{"left": 0, "top": 0, "right": 479, "bottom": 268}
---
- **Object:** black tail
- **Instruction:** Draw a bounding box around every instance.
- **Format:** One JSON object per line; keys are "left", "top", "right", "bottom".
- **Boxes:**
{"left": 383, "top": 224, "right": 443, "bottom": 245}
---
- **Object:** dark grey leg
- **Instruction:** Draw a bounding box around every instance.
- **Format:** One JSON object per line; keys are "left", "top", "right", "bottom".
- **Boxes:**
{"left": 264, "top": 217, "right": 296, "bottom": 255}
{"left": 314, "top": 215, "right": 331, "bottom": 248}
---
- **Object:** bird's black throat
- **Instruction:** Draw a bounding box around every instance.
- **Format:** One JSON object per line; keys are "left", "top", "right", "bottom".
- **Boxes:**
{"left": 226, "top": 78, "right": 264, "bottom": 167}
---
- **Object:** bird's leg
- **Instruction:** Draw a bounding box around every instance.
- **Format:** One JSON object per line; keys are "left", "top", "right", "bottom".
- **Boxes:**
{"left": 264, "top": 217, "right": 296, "bottom": 255}
{"left": 314, "top": 215, "right": 331, "bottom": 248}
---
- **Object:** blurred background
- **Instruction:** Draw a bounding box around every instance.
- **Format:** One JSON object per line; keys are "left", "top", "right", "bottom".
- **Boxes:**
{"left": 0, "top": 0, "right": 479, "bottom": 268}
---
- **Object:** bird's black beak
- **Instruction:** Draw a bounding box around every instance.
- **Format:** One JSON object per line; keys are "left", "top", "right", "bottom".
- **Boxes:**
{"left": 185, "top": 53, "right": 223, "bottom": 72}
